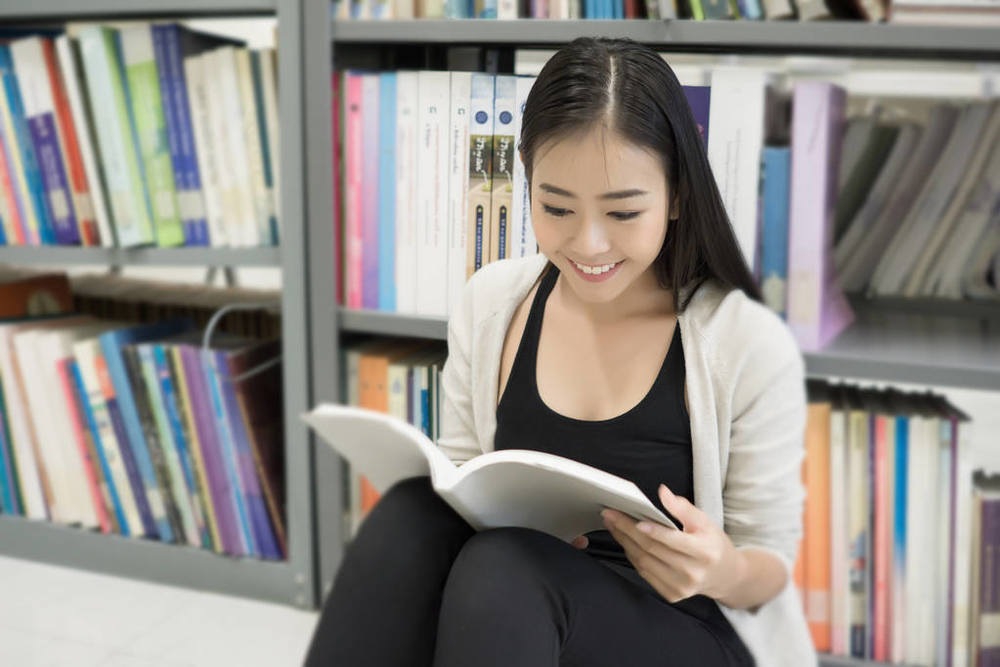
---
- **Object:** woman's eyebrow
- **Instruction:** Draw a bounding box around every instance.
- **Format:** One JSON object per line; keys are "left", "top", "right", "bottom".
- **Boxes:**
{"left": 538, "top": 183, "right": 649, "bottom": 200}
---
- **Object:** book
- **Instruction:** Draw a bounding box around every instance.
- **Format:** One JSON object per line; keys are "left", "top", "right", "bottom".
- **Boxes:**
{"left": 394, "top": 71, "right": 419, "bottom": 314}
{"left": 447, "top": 71, "right": 471, "bottom": 316}
{"left": 510, "top": 75, "right": 536, "bottom": 261}
{"left": 342, "top": 71, "right": 363, "bottom": 308}
{"left": 488, "top": 75, "right": 516, "bottom": 264}
{"left": 760, "top": 146, "right": 791, "bottom": 318}
{"left": 378, "top": 71, "right": 397, "bottom": 312}
{"left": 466, "top": 73, "right": 494, "bottom": 280}
{"left": 304, "top": 403, "right": 680, "bottom": 543}
{"left": 415, "top": 70, "right": 450, "bottom": 318}
{"left": 361, "top": 73, "right": 380, "bottom": 310}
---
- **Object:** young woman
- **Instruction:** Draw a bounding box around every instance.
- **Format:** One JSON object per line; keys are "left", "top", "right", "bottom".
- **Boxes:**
{"left": 306, "top": 37, "right": 814, "bottom": 667}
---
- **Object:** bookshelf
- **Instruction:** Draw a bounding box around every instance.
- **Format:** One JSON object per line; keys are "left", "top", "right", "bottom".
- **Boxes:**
{"left": 0, "top": 0, "right": 326, "bottom": 611}
{"left": 319, "top": 15, "right": 1000, "bottom": 667}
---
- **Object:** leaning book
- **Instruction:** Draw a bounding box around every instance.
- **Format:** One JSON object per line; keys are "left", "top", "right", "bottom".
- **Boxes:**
{"left": 303, "top": 404, "right": 678, "bottom": 542}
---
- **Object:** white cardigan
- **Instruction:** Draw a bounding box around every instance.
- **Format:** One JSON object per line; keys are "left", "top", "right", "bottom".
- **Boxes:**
{"left": 437, "top": 253, "right": 817, "bottom": 667}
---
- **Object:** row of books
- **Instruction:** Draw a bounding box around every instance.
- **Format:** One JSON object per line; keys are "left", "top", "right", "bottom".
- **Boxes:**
{"left": 0, "top": 270, "right": 286, "bottom": 561}
{"left": 340, "top": 337, "right": 447, "bottom": 535}
{"left": 0, "top": 24, "right": 280, "bottom": 249}
{"left": 795, "top": 380, "right": 986, "bottom": 666}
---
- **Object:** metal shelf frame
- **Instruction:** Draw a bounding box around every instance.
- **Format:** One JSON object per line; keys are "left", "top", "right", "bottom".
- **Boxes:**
{"left": 333, "top": 18, "right": 1000, "bottom": 60}
{"left": 0, "top": 0, "right": 325, "bottom": 612}
{"left": 0, "top": 246, "right": 282, "bottom": 267}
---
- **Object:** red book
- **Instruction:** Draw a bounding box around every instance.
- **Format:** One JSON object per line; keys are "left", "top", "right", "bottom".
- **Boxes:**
{"left": 872, "top": 415, "right": 890, "bottom": 661}
{"left": 41, "top": 38, "right": 98, "bottom": 246}
{"left": 332, "top": 71, "right": 343, "bottom": 306}
{"left": 343, "top": 72, "right": 364, "bottom": 309}
{"left": 0, "top": 121, "right": 25, "bottom": 244}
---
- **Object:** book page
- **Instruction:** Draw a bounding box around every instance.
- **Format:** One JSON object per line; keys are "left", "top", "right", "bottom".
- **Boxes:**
{"left": 303, "top": 404, "right": 455, "bottom": 492}
{"left": 443, "top": 449, "right": 677, "bottom": 542}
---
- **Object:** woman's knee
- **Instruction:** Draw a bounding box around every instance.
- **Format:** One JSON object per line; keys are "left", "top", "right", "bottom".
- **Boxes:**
{"left": 355, "top": 475, "right": 473, "bottom": 548}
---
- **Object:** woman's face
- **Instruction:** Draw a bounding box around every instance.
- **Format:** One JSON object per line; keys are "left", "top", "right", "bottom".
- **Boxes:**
{"left": 529, "top": 124, "right": 676, "bottom": 307}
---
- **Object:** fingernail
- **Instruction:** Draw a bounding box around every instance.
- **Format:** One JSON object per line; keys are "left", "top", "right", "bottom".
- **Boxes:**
{"left": 601, "top": 509, "right": 612, "bottom": 520}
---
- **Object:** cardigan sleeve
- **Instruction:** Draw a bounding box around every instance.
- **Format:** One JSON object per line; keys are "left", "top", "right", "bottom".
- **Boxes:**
{"left": 437, "top": 276, "right": 483, "bottom": 465}
{"left": 721, "top": 309, "right": 807, "bottom": 577}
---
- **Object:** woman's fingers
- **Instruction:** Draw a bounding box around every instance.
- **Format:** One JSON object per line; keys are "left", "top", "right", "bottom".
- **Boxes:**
{"left": 571, "top": 535, "right": 589, "bottom": 549}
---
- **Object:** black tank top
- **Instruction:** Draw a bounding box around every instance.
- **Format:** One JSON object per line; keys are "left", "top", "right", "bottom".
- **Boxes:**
{"left": 494, "top": 264, "right": 694, "bottom": 563}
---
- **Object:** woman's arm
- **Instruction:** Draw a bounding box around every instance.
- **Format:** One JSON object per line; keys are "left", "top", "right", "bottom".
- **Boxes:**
{"left": 437, "top": 277, "right": 483, "bottom": 464}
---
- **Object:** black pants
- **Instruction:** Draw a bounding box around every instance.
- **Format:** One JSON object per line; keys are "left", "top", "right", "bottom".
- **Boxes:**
{"left": 304, "top": 476, "right": 754, "bottom": 667}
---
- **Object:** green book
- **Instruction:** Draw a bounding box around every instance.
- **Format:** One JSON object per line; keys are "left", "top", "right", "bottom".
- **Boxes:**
{"left": 76, "top": 26, "right": 154, "bottom": 247}
{"left": 119, "top": 25, "right": 183, "bottom": 247}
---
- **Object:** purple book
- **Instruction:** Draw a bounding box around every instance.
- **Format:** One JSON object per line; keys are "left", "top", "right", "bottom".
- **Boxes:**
{"left": 983, "top": 495, "right": 1000, "bottom": 666}
{"left": 682, "top": 85, "right": 711, "bottom": 150}
{"left": 787, "top": 81, "right": 855, "bottom": 352}
{"left": 105, "top": 395, "right": 158, "bottom": 538}
{"left": 27, "top": 113, "right": 79, "bottom": 245}
{"left": 178, "top": 345, "right": 243, "bottom": 556}
{"left": 361, "top": 74, "right": 380, "bottom": 310}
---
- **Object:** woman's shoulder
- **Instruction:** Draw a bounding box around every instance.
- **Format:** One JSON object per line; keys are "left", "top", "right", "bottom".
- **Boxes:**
{"left": 682, "top": 280, "right": 803, "bottom": 377}
{"left": 460, "top": 255, "right": 549, "bottom": 322}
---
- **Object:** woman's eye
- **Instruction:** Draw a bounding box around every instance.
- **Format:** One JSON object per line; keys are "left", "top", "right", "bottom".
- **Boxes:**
{"left": 543, "top": 204, "right": 570, "bottom": 217}
{"left": 609, "top": 211, "right": 640, "bottom": 221}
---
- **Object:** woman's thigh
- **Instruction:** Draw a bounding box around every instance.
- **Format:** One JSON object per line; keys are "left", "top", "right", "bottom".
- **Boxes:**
{"left": 434, "top": 527, "right": 751, "bottom": 667}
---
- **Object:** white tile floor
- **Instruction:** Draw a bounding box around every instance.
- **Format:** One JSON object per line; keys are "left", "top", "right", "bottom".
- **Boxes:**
{"left": 0, "top": 555, "right": 319, "bottom": 667}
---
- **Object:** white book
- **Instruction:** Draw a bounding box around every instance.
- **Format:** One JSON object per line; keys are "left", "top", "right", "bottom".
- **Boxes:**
{"left": 935, "top": 418, "right": 955, "bottom": 667}
{"left": 259, "top": 49, "right": 280, "bottom": 240}
{"left": 902, "top": 103, "right": 1000, "bottom": 297}
{"left": 415, "top": 71, "right": 451, "bottom": 318}
{"left": 837, "top": 105, "right": 959, "bottom": 293}
{"left": 498, "top": 0, "right": 519, "bottom": 17}
{"left": 510, "top": 75, "right": 536, "bottom": 260}
{"left": 903, "top": 416, "right": 926, "bottom": 663}
{"left": 447, "top": 71, "right": 472, "bottom": 318}
{"left": 205, "top": 48, "right": 257, "bottom": 246}
{"left": 234, "top": 49, "right": 273, "bottom": 246}
{"left": 183, "top": 54, "right": 228, "bottom": 246}
{"left": 0, "top": 323, "right": 51, "bottom": 520}
{"left": 951, "top": 423, "right": 974, "bottom": 667}
{"left": 707, "top": 67, "right": 767, "bottom": 272}
{"left": 394, "top": 71, "right": 419, "bottom": 314}
{"left": 916, "top": 417, "right": 940, "bottom": 664}
{"left": 869, "top": 102, "right": 993, "bottom": 295}
{"left": 837, "top": 115, "right": 879, "bottom": 199}
{"left": 304, "top": 404, "right": 680, "bottom": 542}
{"left": 55, "top": 35, "right": 115, "bottom": 247}
{"left": 72, "top": 337, "right": 145, "bottom": 538}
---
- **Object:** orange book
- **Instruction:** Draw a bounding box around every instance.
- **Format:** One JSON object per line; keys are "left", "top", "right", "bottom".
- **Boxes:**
{"left": 357, "top": 340, "right": 428, "bottom": 514}
{"left": 805, "top": 400, "right": 832, "bottom": 652}
{"left": 794, "top": 457, "right": 808, "bottom": 610}
{"left": 0, "top": 272, "right": 73, "bottom": 319}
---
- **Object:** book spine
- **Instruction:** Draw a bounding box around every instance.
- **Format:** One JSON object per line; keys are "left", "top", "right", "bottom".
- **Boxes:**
{"left": 830, "top": 407, "right": 849, "bottom": 656}
{"left": 249, "top": 51, "right": 277, "bottom": 246}
{"left": 96, "top": 352, "right": 157, "bottom": 537}
{"left": 56, "top": 358, "right": 111, "bottom": 533}
{"left": 467, "top": 74, "right": 494, "bottom": 280}
{"left": 76, "top": 341, "right": 144, "bottom": 537}
{"left": 120, "top": 26, "right": 182, "bottom": 247}
{"left": 153, "top": 344, "right": 211, "bottom": 549}
{"left": 219, "top": 353, "right": 280, "bottom": 560}
{"left": 873, "top": 416, "right": 889, "bottom": 661}
{"left": 848, "top": 412, "right": 870, "bottom": 658}
{"left": 511, "top": 76, "right": 536, "bottom": 260}
{"left": 77, "top": 27, "right": 154, "bottom": 246}
{"left": 260, "top": 50, "right": 279, "bottom": 245}
{"left": 488, "top": 75, "right": 516, "bottom": 264}
{"left": 54, "top": 36, "right": 113, "bottom": 247}
{"left": 183, "top": 54, "right": 226, "bottom": 247}
{"left": 137, "top": 343, "right": 199, "bottom": 546}
{"left": 344, "top": 72, "right": 363, "bottom": 308}
{"left": 892, "top": 416, "right": 908, "bottom": 663}
{"left": 447, "top": 71, "right": 471, "bottom": 317}
{"left": 0, "top": 330, "right": 48, "bottom": 519}
{"left": 394, "top": 71, "right": 419, "bottom": 314}
{"left": 150, "top": 25, "right": 195, "bottom": 246}
{"left": 332, "top": 71, "right": 342, "bottom": 302}
{"left": 0, "top": 110, "right": 25, "bottom": 244}
{"left": 216, "top": 48, "right": 258, "bottom": 246}
{"left": 100, "top": 332, "right": 172, "bottom": 541}
{"left": 805, "top": 402, "right": 832, "bottom": 652}
{"left": 0, "top": 45, "right": 52, "bottom": 245}
{"left": 121, "top": 343, "right": 183, "bottom": 542}
{"left": 360, "top": 74, "right": 380, "bottom": 310}
{"left": 416, "top": 71, "right": 451, "bottom": 318}
{"left": 41, "top": 39, "right": 97, "bottom": 245}
{"left": 202, "top": 348, "right": 255, "bottom": 556}
{"left": 234, "top": 49, "right": 271, "bottom": 247}
{"left": 179, "top": 345, "right": 241, "bottom": 555}
{"left": 378, "top": 72, "right": 396, "bottom": 312}
{"left": 760, "top": 147, "right": 791, "bottom": 319}
{"left": 0, "top": 382, "right": 19, "bottom": 514}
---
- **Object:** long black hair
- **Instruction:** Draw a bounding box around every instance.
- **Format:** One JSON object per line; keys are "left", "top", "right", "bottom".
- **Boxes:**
{"left": 520, "top": 37, "right": 761, "bottom": 311}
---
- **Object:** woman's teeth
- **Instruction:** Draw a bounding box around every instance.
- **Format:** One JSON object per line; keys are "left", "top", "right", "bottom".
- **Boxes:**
{"left": 572, "top": 260, "right": 620, "bottom": 275}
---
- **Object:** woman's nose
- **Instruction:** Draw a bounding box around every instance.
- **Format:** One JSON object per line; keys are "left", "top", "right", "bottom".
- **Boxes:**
{"left": 573, "top": 218, "right": 612, "bottom": 257}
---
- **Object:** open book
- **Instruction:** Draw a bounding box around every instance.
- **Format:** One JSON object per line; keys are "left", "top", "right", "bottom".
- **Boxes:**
{"left": 303, "top": 404, "right": 678, "bottom": 542}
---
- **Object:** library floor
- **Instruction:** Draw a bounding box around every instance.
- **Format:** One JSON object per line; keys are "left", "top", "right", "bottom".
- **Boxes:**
{"left": 0, "top": 555, "right": 319, "bottom": 666}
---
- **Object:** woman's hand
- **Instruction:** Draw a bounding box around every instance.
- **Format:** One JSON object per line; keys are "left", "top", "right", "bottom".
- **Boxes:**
{"left": 600, "top": 484, "right": 746, "bottom": 604}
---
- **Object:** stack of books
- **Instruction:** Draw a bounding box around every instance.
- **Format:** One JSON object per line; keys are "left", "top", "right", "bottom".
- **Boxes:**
{"left": 0, "top": 24, "right": 280, "bottom": 248}
{"left": 0, "top": 271, "right": 287, "bottom": 561}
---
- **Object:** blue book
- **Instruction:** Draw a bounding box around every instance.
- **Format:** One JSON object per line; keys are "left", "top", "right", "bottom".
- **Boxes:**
{"left": 103, "top": 380, "right": 157, "bottom": 538}
{"left": 98, "top": 320, "right": 193, "bottom": 543}
{"left": 0, "top": 378, "right": 19, "bottom": 514}
{"left": 151, "top": 25, "right": 201, "bottom": 246}
{"left": 378, "top": 72, "right": 397, "bottom": 312}
{"left": 70, "top": 359, "right": 129, "bottom": 535}
{"left": 893, "top": 413, "right": 908, "bottom": 615}
{"left": 201, "top": 348, "right": 256, "bottom": 556}
{"left": 760, "top": 147, "right": 791, "bottom": 319}
{"left": 214, "top": 348, "right": 281, "bottom": 560}
{"left": 0, "top": 45, "right": 54, "bottom": 244}
{"left": 682, "top": 85, "right": 711, "bottom": 149}
{"left": 249, "top": 51, "right": 278, "bottom": 246}
{"left": 153, "top": 343, "right": 211, "bottom": 549}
